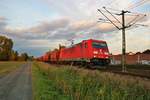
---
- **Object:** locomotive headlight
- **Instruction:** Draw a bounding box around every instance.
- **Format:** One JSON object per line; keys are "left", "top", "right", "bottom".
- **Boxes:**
{"left": 93, "top": 51, "right": 98, "bottom": 54}
{"left": 106, "top": 56, "right": 108, "bottom": 58}
{"left": 104, "top": 52, "right": 109, "bottom": 55}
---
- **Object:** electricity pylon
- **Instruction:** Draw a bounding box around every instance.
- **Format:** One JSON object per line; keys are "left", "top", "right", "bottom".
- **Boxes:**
{"left": 98, "top": 7, "right": 146, "bottom": 72}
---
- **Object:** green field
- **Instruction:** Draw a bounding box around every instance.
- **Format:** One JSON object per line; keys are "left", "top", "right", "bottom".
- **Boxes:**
{"left": 0, "top": 61, "right": 25, "bottom": 76}
{"left": 32, "top": 62, "right": 150, "bottom": 100}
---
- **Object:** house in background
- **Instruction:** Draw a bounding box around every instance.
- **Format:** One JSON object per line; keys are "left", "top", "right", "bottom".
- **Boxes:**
{"left": 110, "top": 50, "right": 150, "bottom": 65}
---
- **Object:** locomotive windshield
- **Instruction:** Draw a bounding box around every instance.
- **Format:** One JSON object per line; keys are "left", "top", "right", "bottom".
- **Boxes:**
{"left": 92, "top": 42, "right": 107, "bottom": 48}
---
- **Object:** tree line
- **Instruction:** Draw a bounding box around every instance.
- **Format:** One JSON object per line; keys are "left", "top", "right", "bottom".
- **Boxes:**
{"left": 0, "top": 35, "right": 33, "bottom": 61}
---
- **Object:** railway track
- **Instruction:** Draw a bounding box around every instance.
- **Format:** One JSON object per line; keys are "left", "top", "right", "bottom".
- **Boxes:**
{"left": 46, "top": 63, "right": 150, "bottom": 80}
{"left": 118, "top": 71, "right": 150, "bottom": 79}
{"left": 99, "top": 70, "right": 150, "bottom": 80}
{"left": 87, "top": 65, "right": 150, "bottom": 80}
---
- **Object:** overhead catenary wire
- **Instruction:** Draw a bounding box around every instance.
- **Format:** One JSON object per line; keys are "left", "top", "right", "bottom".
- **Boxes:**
{"left": 98, "top": 9, "right": 121, "bottom": 30}
{"left": 126, "top": 15, "right": 140, "bottom": 26}
{"left": 99, "top": 8, "right": 143, "bottom": 16}
{"left": 98, "top": 9, "right": 121, "bottom": 15}
{"left": 103, "top": 7, "right": 122, "bottom": 12}
{"left": 97, "top": 6, "right": 147, "bottom": 72}
{"left": 128, "top": 0, "right": 150, "bottom": 10}
{"left": 134, "top": 23, "right": 149, "bottom": 27}
{"left": 98, "top": 18, "right": 121, "bottom": 24}
{"left": 103, "top": 6, "right": 122, "bottom": 25}
{"left": 127, "top": 14, "right": 147, "bottom": 27}
{"left": 98, "top": 7, "right": 147, "bottom": 28}
{"left": 101, "top": 7, "right": 146, "bottom": 16}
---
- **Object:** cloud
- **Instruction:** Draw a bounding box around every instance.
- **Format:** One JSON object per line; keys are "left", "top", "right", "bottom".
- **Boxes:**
{"left": 0, "top": 16, "right": 7, "bottom": 31}
{"left": 13, "top": 39, "right": 68, "bottom": 56}
{"left": 28, "top": 17, "right": 70, "bottom": 33}
{"left": 0, "top": 15, "right": 117, "bottom": 56}
{"left": 2, "top": 17, "right": 116, "bottom": 40}
{"left": 70, "top": 20, "right": 95, "bottom": 31}
{"left": 1, "top": 13, "right": 149, "bottom": 56}
{"left": 0, "top": 0, "right": 150, "bottom": 56}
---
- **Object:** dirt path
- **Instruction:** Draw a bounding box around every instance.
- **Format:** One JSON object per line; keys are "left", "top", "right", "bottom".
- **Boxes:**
{"left": 0, "top": 62, "right": 32, "bottom": 100}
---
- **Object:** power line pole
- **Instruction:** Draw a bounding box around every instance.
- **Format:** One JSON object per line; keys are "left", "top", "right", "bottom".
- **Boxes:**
{"left": 121, "top": 10, "right": 127, "bottom": 72}
{"left": 97, "top": 7, "right": 146, "bottom": 72}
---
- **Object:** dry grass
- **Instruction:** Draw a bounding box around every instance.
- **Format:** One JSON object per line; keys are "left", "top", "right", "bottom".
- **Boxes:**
{"left": 0, "top": 61, "right": 26, "bottom": 76}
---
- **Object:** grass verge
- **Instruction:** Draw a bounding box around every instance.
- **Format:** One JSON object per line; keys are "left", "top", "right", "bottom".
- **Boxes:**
{"left": 32, "top": 62, "right": 150, "bottom": 100}
{"left": 0, "top": 61, "right": 25, "bottom": 76}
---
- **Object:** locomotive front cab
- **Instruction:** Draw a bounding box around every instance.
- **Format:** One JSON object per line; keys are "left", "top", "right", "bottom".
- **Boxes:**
{"left": 91, "top": 40, "right": 110, "bottom": 65}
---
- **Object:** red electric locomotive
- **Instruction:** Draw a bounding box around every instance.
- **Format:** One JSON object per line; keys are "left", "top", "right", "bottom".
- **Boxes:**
{"left": 42, "top": 52, "right": 51, "bottom": 62}
{"left": 50, "top": 49, "right": 60, "bottom": 63}
{"left": 59, "top": 39, "right": 110, "bottom": 66}
{"left": 39, "top": 39, "right": 110, "bottom": 66}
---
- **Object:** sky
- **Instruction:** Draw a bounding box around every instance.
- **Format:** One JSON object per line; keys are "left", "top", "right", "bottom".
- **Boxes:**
{"left": 0, "top": 0, "right": 150, "bottom": 57}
